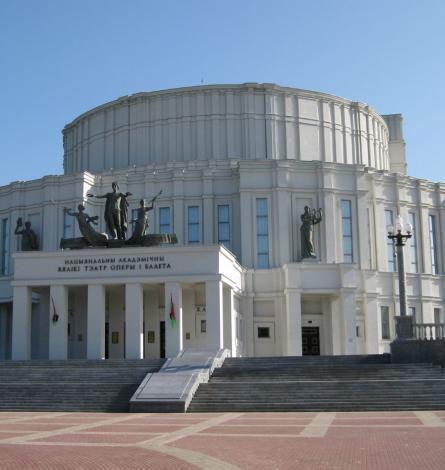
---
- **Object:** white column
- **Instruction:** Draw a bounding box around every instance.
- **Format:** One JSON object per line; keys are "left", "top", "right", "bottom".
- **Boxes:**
{"left": 206, "top": 279, "right": 224, "bottom": 349}
{"left": 357, "top": 192, "right": 369, "bottom": 269}
{"left": 365, "top": 295, "right": 380, "bottom": 354}
{"left": 331, "top": 296, "right": 343, "bottom": 355}
{"left": 164, "top": 282, "right": 183, "bottom": 358}
{"left": 87, "top": 284, "right": 106, "bottom": 359}
{"left": 240, "top": 191, "right": 253, "bottom": 267}
{"left": 322, "top": 190, "right": 337, "bottom": 263}
{"left": 285, "top": 289, "right": 302, "bottom": 356}
{"left": 223, "top": 286, "right": 237, "bottom": 357}
{"left": 341, "top": 289, "right": 357, "bottom": 355}
{"left": 38, "top": 289, "right": 50, "bottom": 360}
{"left": 0, "top": 305, "right": 7, "bottom": 359}
{"left": 12, "top": 286, "right": 32, "bottom": 360}
{"left": 243, "top": 294, "right": 254, "bottom": 356}
{"left": 49, "top": 285, "right": 68, "bottom": 360}
{"left": 125, "top": 283, "right": 144, "bottom": 359}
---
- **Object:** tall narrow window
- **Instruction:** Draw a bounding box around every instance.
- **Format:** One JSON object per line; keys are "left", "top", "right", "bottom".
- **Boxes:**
{"left": 130, "top": 209, "right": 139, "bottom": 236}
{"left": 217, "top": 205, "right": 230, "bottom": 248}
{"left": 187, "top": 206, "right": 200, "bottom": 244}
{"left": 429, "top": 215, "right": 439, "bottom": 274}
{"left": 385, "top": 210, "right": 395, "bottom": 272}
{"left": 256, "top": 198, "right": 269, "bottom": 268}
{"left": 380, "top": 306, "right": 390, "bottom": 340}
{"left": 434, "top": 308, "right": 441, "bottom": 324}
{"left": 408, "top": 212, "right": 418, "bottom": 273}
{"left": 159, "top": 207, "right": 171, "bottom": 234}
{"left": 1, "top": 218, "right": 10, "bottom": 276}
{"left": 63, "top": 210, "right": 75, "bottom": 239}
{"left": 341, "top": 200, "right": 353, "bottom": 263}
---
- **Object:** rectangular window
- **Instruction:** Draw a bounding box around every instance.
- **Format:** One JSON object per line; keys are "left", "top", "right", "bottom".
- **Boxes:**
{"left": 1, "top": 218, "right": 9, "bottom": 276}
{"left": 63, "top": 210, "right": 75, "bottom": 239}
{"left": 257, "top": 327, "right": 270, "bottom": 338}
{"left": 408, "top": 306, "right": 416, "bottom": 319}
{"left": 385, "top": 210, "right": 395, "bottom": 272}
{"left": 256, "top": 198, "right": 269, "bottom": 268}
{"left": 217, "top": 205, "right": 230, "bottom": 249}
{"left": 408, "top": 212, "right": 418, "bottom": 273}
{"left": 380, "top": 306, "right": 390, "bottom": 340}
{"left": 159, "top": 207, "right": 171, "bottom": 234}
{"left": 187, "top": 206, "right": 200, "bottom": 244}
{"left": 341, "top": 200, "right": 353, "bottom": 263}
{"left": 434, "top": 308, "right": 441, "bottom": 324}
{"left": 429, "top": 215, "right": 439, "bottom": 274}
{"left": 130, "top": 209, "right": 139, "bottom": 236}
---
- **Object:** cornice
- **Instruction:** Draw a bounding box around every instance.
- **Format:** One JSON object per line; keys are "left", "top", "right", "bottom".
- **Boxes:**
{"left": 63, "top": 83, "right": 388, "bottom": 134}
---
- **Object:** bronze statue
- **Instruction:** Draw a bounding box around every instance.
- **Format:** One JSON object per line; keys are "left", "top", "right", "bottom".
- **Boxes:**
{"left": 15, "top": 218, "right": 39, "bottom": 251}
{"left": 300, "top": 206, "right": 322, "bottom": 259}
{"left": 59, "top": 187, "right": 177, "bottom": 249}
{"left": 63, "top": 205, "right": 108, "bottom": 246}
{"left": 127, "top": 190, "right": 162, "bottom": 244}
{"left": 87, "top": 182, "right": 132, "bottom": 240}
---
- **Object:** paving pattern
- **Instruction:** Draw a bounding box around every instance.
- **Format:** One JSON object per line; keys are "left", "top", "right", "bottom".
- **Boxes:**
{"left": 0, "top": 410, "right": 444, "bottom": 469}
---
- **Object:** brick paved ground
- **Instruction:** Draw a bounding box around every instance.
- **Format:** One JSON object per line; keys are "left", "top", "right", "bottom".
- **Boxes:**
{"left": 0, "top": 411, "right": 444, "bottom": 469}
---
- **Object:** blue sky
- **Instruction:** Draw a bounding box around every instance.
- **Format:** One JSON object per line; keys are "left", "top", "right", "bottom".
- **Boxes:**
{"left": 1, "top": 0, "right": 444, "bottom": 186}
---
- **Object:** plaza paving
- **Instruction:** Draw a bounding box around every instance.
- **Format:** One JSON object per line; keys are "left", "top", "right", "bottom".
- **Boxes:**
{"left": 0, "top": 411, "right": 444, "bottom": 469}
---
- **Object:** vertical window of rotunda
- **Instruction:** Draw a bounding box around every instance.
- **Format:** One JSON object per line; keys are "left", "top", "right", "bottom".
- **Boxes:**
{"left": 341, "top": 200, "right": 353, "bottom": 263}
{"left": 187, "top": 206, "right": 201, "bottom": 244}
{"left": 217, "top": 205, "right": 230, "bottom": 249}
{"left": 385, "top": 210, "right": 395, "bottom": 272}
{"left": 0, "top": 218, "right": 9, "bottom": 276}
{"left": 256, "top": 198, "right": 269, "bottom": 269}
{"left": 159, "top": 207, "right": 171, "bottom": 234}
{"left": 63, "top": 210, "right": 75, "bottom": 239}
{"left": 429, "top": 215, "right": 439, "bottom": 274}
{"left": 408, "top": 212, "right": 418, "bottom": 273}
{"left": 380, "top": 306, "right": 390, "bottom": 340}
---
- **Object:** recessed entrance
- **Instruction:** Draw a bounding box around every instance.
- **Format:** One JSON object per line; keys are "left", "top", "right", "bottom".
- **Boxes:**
{"left": 302, "top": 326, "right": 320, "bottom": 355}
{"left": 160, "top": 321, "right": 165, "bottom": 358}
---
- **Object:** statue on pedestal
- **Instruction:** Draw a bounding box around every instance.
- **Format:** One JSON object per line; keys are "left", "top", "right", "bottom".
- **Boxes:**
{"left": 127, "top": 190, "right": 162, "bottom": 245}
{"left": 15, "top": 218, "right": 39, "bottom": 251}
{"left": 300, "top": 206, "right": 322, "bottom": 259}
{"left": 87, "top": 182, "right": 132, "bottom": 240}
{"left": 63, "top": 205, "right": 108, "bottom": 247}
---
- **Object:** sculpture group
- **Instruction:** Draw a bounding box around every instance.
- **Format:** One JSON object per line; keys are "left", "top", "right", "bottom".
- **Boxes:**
{"left": 15, "top": 184, "right": 323, "bottom": 258}
{"left": 60, "top": 183, "right": 176, "bottom": 249}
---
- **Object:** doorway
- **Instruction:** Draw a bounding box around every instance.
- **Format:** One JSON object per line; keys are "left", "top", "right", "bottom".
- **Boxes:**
{"left": 160, "top": 321, "right": 165, "bottom": 358}
{"left": 302, "top": 326, "right": 320, "bottom": 355}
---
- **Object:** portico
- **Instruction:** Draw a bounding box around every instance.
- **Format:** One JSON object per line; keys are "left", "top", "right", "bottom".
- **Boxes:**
{"left": 11, "top": 245, "right": 243, "bottom": 360}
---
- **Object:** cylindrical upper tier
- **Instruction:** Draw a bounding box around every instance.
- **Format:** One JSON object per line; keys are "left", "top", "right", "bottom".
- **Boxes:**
{"left": 63, "top": 83, "right": 390, "bottom": 174}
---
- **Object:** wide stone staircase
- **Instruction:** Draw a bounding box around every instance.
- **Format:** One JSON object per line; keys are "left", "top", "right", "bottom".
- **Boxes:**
{"left": 0, "top": 358, "right": 165, "bottom": 412}
{"left": 188, "top": 354, "right": 445, "bottom": 412}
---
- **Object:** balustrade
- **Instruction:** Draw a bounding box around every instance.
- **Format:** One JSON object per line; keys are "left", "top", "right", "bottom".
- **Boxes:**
{"left": 412, "top": 323, "right": 445, "bottom": 341}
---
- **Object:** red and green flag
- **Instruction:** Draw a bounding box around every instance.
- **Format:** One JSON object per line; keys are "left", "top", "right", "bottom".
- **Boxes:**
{"left": 51, "top": 295, "right": 59, "bottom": 323}
{"left": 170, "top": 294, "right": 176, "bottom": 328}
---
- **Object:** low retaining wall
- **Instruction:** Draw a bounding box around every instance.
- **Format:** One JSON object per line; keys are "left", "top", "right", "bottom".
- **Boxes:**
{"left": 391, "top": 339, "right": 445, "bottom": 367}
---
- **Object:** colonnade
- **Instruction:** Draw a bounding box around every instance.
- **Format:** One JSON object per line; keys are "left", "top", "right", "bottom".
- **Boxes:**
{"left": 11, "top": 279, "right": 236, "bottom": 361}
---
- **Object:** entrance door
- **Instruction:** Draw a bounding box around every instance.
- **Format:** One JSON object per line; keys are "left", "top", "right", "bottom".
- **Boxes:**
{"left": 160, "top": 321, "right": 165, "bottom": 358}
{"left": 105, "top": 322, "right": 109, "bottom": 359}
{"left": 302, "top": 327, "right": 320, "bottom": 355}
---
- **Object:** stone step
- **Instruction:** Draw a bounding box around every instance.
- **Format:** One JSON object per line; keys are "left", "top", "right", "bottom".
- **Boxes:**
{"left": 188, "top": 355, "right": 445, "bottom": 412}
{"left": 0, "top": 359, "right": 166, "bottom": 411}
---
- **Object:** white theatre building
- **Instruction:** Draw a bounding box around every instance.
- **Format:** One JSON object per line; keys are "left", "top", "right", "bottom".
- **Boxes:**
{"left": 0, "top": 83, "right": 444, "bottom": 361}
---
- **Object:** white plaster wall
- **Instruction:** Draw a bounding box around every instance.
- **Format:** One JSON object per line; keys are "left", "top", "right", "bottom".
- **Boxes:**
{"left": 63, "top": 84, "right": 390, "bottom": 175}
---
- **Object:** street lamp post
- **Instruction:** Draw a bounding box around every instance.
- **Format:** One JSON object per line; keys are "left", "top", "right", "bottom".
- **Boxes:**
{"left": 387, "top": 215, "right": 412, "bottom": 339}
